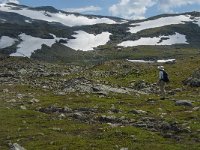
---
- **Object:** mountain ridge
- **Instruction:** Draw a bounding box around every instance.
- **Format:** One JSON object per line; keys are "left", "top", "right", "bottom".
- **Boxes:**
{"left": 0, "top": 3, "right": 199, "bottom": 63}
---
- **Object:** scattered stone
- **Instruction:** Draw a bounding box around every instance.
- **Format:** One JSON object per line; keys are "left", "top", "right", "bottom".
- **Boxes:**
{"left": 64, "top": 106, "right": 73, "bottom": 112}
{"left": 18, "top": 68, "right": 28, "bottom": 75}
{"left": 30, "top": 98, "right": 40, "bottom": 103}
{"left": 183, "top": 77, "right": 200, "bottom": 87}
{"left": 1, "top": 58, "right": 199, "bottom": 146}
{"left": 129, "top": 109, "right": 147, "bottom": 114}
{"left": 51, "top": 127, "right": 63, "bottom": 132}
{"left": 183, "top": 69, "right": 200, "bottom": 87}
{"left": 39, "top": 105, "right": 72, "bottom": 114}
{"left": 59, "top": 113, "right": 66, "bottom": 119}
{"left": 56, "top": 92, "right": 66, "bottom": 95}
{"left": 72, "top": 112, "right": 86, "bottom": 120}
{"left": 98, "top": 115, "right": 118, "bottom": 123}
{"left": 193, "top": 107, "right": 200, "bottom": 111}
{"left": 160, "top": 122, "right": 171, "bottom": 130}
{"left": 8, "top": 99, "right": 17, "bottom": 103}
{"left": 175, "top": 100, "right": 193, "bottom": 107}
{"left": 107, "top": 123, "right": 120, "bottom": 127}
{"left": 3, "top": 89, "right": 9, "bottom": 93}
{"left": 16, "top": 94, "right": 24, "bottom": 99}
{"left": 9, "top": 143, "right": 26, "bottom": 150}
{"left": 134, "top": 123, "right": 147, "bottom": 128}
{"left": 120, "top": 148, "right": 128, "bottom": 150}
{"left": 110, "top": 104, "right": 120, "bottom": 113}
{"left": 20, "top": 105, "right": 27, "bottom": 110}
{"left": 50, "top": 141, "right": 55, "bottom": 145}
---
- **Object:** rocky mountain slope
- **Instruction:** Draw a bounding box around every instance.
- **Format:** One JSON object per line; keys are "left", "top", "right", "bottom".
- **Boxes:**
{"left": 0, "top": 3, "right": 199, "bottom": 63}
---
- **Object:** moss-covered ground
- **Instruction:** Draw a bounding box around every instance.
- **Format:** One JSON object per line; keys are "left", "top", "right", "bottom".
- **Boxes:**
{"left": 0, "top": 54, "right": 199, "bottom": 150}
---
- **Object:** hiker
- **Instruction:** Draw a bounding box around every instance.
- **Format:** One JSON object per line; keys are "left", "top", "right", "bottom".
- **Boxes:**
{"left": 157, "top": 66, "right": 169, "bottom": 100}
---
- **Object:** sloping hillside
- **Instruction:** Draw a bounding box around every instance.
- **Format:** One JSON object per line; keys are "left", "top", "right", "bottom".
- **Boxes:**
{"left": 0, "top": 55, "right": 200, "bottom": 149}
{"left": 0, "top": 3, "right": 199, "bottom": 63}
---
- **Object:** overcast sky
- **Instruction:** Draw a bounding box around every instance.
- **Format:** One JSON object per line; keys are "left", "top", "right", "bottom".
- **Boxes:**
{"left": 1, "top": 0, "right": 200, "bottom": 19}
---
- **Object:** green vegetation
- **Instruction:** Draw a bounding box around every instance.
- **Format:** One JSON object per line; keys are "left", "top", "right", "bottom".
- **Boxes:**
{"left": 0, "top": 53, "right": 199, "bottom": 149}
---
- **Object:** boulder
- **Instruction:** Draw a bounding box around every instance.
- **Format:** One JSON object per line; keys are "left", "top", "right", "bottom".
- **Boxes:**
{"left": 9, "top": 143, "right": 26, "bottom": 150}
{"left": 175, "top": 100, "right": 193, "bottom": 107}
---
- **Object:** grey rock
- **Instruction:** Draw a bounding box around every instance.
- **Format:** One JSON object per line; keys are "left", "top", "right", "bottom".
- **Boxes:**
{"left": 72, "top": 112, "right": 86, "bottom": 120}
{"left": 20, "top": 105, "right": 27, "bottom": 110}
{"left": 64, "top": 106, "right": 73, "bottom": 113}
{"left": 183, "top": 69, "right": 200, "bottom": 87}
{"left": 9, "top": 143, "right": 26, "bottom": 150}
{"left": 98, "top": 115, "right": 118, "bottom": 123}
{"left": 3, "top": 89, "right": 9, "bottom": 93}
{"left": 30, "top": 98, "right": 40, "bottom": 103}
{"left": 160, "top": 122, "right": 171, "bottom": 130}
{"left": 0, "top": 72, "right": 15, "bottom": 77}
{"left": 193, "top": 107, "right": 200, "bottom": 111}
{"left": 175, "top": 100, "right": 193, "bottom": 107}
{"left": 120, "top": 148, "right": 128, "bottom": 150}
{"left": 134, "top": 123, "right": 147, "bottom": 128}
{"left": 18, "top": 69, "right": 27, "bottom": 75}
{"left": 129, "top": 109, "right": 147, "bottom": 114}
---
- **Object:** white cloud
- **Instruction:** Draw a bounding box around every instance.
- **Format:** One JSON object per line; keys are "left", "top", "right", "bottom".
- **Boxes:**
{"left": 63, "top": 6, "right": 101, "bottom": 13}
{"left": 0, "top": 0, "right": 19, "bottom": 4}
{"left": 109, "top": 0, "right": 156, "bottom": 19}
{"left": 109, "top": 0, "right": 200, "bottom": 19}
{"left": 158, "top": 0, "right": 200, "bottom": 13}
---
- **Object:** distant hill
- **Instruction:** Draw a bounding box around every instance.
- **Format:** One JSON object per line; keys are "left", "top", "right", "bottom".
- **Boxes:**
{"left": 0, "top": 3, "right": 199, "bottom": 63}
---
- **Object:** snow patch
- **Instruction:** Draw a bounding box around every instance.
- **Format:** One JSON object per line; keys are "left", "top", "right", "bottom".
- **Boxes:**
{"left": 0, "top": 18, "right": 6, "bottom": 22}
{"left": 63, "top": 31, "right": 111, "bottom": 51}
{"left": 9, "top": 31, "right": 111, "bottom": 57}
{"left": 127, "top": 59, "right": 154, "bottom": 63}
{"left": 0, "top": 36, "right": 17, "bottom": 48}
{"left": 10, "top": 33, "right": 67, "bottom": 57}
{"left": 25, "top": 20, "right": 31, "bottom": 23}
{"left": 129, "top": 15, "right": 193, "bottom": 33}
{"left": 157, "top": 59, "right": 176, "bottom": 63}
{"left": 194, "top": 17, "right": 200, "bottom": 27}
{"left": 158, "top": 33, "right": 188, "bottom": 45}
{"left": 118, "top": 32, "right": 188, "bottom": 47}
{"left": 127, "top": 59, "right": 176, "bottom": 63}
{"left": 0, "top": 3, "right": 117, "bottom": 27}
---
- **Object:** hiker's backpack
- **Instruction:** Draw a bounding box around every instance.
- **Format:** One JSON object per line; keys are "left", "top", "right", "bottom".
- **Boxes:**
{"left": 162, "top": 70, "right": 169, "bottom": 82}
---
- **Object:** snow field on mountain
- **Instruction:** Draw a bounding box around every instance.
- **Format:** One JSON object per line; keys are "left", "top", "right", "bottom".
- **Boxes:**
{"left": 0, "top": 36, "right": 17, "bottom": 49}
{"left": 9, "top": 31, "right": 111, "bottom": 57}
{"left": 118, "top": 32, "right": 188, "bottom": 47}
{"left": 8, "top": 32, "right": 188, "bottom": 57}
{"left": 10, "top": 33, "right": 63, "bottom": 57}
{"left": 129, "top": 15, "right": 194, "bottom": 33}
{"left": 63, "top": 31, "right": 111, "bottom": 51}
{"left": 0, "top": 3, "right": 117, "bottom": 27}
